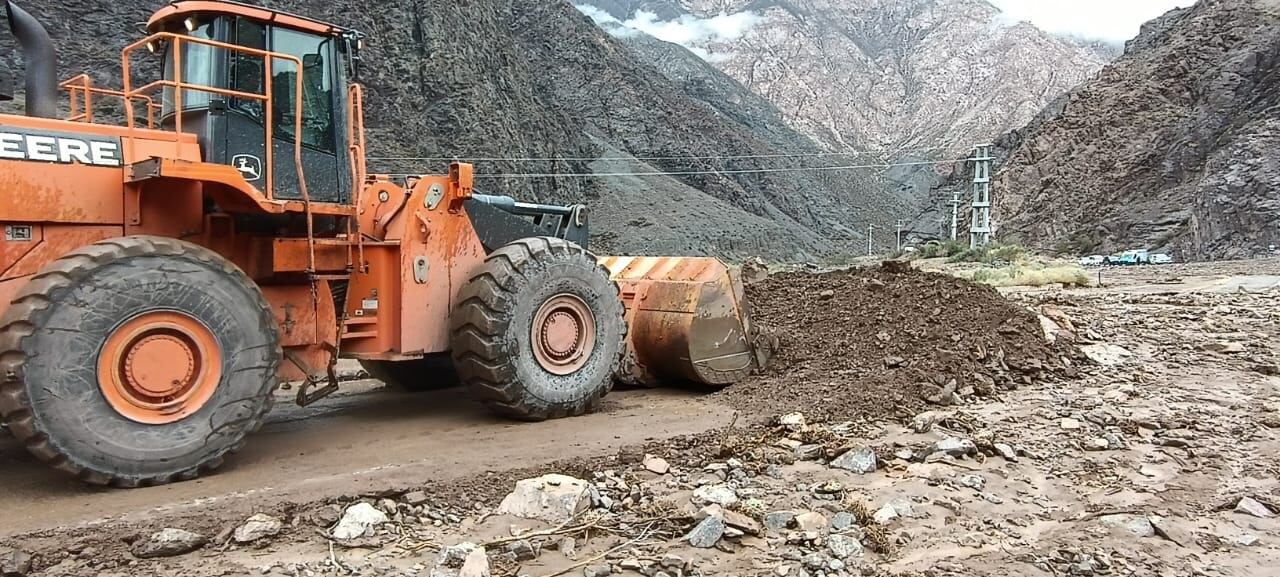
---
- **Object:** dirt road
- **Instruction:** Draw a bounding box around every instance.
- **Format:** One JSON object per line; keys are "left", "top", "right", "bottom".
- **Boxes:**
{"left": 0, "top": 384, "right": 734, "bottom": 536}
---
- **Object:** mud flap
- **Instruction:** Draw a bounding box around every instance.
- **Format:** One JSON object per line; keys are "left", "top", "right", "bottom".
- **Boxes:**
{"left": 599, "top": 256, "right": 768, "bottom": 387}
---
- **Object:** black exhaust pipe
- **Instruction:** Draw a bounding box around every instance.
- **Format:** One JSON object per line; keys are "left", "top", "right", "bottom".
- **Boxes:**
{"left": 5, "top": 0, "right": 57, "bottom": 118}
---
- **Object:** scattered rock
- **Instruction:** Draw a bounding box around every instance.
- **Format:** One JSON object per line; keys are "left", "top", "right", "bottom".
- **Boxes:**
{"left": 0, "top": 548, "right": 32, "bottom": 577}
{"left": 583, "top": 565, "right": 612, "bottom": 577}
{"left": 794, "top": 444, "right": 825, "bottom": 461}
{"left": 818, "top": 289, "right": 836, "bottom": 300}
{"left": 233, "top": 513, "right": 284, "bottom": 544}
{"left": 498, "top": 474, "right": 590, "bottom": 523}
{"left": 910, "top": 411, "right": 953, "bottom": 433}
{"left": 132, "top": 528, "right": 208, "bottom": 559}
{"left": 1253, "top": 363, "right": 1280, "bottom": 376}
{"left": 659, "top": 553, "right": 684, "bottom": 569}
{"left": 778, "top": 412, "right": 808, "bottom": 432}
{"left": 642, "top": 455, "right": 670, "bottom": 475}
{"left": 1100, "top": 514, "right": 1155, "bottom": 538}
{"left": 722, "top": 508, "right": 762, "bottom": 535}
{"left": 826, "top": 534, "right": 863, "bottom": 559}
{"left": 829, "top": 446, "right": 878, "bottom": 473}
{"left": 873, "top": 505, "right": 899, "bottom": 525}
{"left": 831, "top": 511, "right": 855, "bottom": 531}
{"left": 883, "top": 356, "right": 906, "bottom": 368}
{"left": 1234, "top": 496, "right": 1275, "bottom": 518}
{"left": 692, "top": 484, "right": 738, "bottom": 507}
{"left": 956, "top": 474, "right": 986, "bottom": 490}
{"left": 1237, "top": 534, "right": 1261, "bottom": 547}
{"left": 403, "top": 491, "right": 430, "bottom": 506}
{"left": 793, "top": 511, "right": 829, "bottom": 532}
{"left": 1084, "top": 437, "right": 1111, "bottom": 451}
{"left": 764, "top": 511, "right": 796, "bottom": 532}
{"left": 993, "top": 443, "right": 1018, "bottom": 462}
{"left": 434, "top": 543, "right": 489, "bottom": 577}
{"left": 332, "top": 503, "right": 389, "bottom": 540}
{"left": 559, "top": 537, "right": 577, "bottom": 559}
{"left": 1203, "top": 341, "right": 1245, "bottom": 354}
{"left": 685, "top": 514, "right": 726, "bottom": 548}
{"left": 1060, "top": 418, "right": 1083, "bottom": 430}
{"left": 1080, "top": 344, "right": 1132, "bottom": 366}
{"left": 507, "top": 540, "right": 537, "bottom": 561}
{"left": 933, "top": 436, "right": 977, "bottom": 457}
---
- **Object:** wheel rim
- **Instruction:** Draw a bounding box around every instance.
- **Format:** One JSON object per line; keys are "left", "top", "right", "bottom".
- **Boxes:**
{"left": 531, "top": 294, "right": 596, "bottom": 375}
{"left": 97, "top": 311, "right": 223, "bottom": 425}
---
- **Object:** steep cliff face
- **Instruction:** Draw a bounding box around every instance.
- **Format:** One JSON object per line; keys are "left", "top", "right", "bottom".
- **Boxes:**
{"left": 988, "top": 0, "right": 1280, "bottom": 259}
{"left": 581, "top": 0, "right": 1109, "bottom": 156}
{"left": 3, "top": 0, "right": 909, "bottom": 259}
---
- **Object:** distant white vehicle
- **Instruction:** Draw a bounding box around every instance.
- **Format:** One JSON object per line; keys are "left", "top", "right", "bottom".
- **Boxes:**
{"left": 1078, "top": 255, "right": 1107, "bottom": 267}
{"left": 1150, "top": 253, "right": 1174, "bottom": 264}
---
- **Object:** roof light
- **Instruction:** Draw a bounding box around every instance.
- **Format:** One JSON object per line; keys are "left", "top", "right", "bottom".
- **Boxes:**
{"left": 146, "top": 40, "right": 159, "bottom": 53}
{"left": 183, "top": 17, "right": 197, "bottom": 32}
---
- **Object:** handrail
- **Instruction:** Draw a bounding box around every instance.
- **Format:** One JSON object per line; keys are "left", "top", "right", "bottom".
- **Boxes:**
{"left": 119, "top": 31, "right": 316, "bottom": 274}
{"left": 346, "top": 83, "right": 367, "bottom": 272}
{"left": 59, "top": 74, "right": 159, "bottom": 127}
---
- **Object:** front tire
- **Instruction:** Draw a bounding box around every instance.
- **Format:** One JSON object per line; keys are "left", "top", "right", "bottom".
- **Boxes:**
{"left": 0, "top": 236, "right": 281, "bottom": 487}
{"left": 450, "top": 238, "right": 625, "bottom": 421}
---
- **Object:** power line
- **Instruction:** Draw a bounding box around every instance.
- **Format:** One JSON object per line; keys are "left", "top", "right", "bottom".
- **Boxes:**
{"left": 381, "top": 158, "right": 966, "bottom": 180}
{"left": 366, "top": 146, "right": 954, "bottom": 164}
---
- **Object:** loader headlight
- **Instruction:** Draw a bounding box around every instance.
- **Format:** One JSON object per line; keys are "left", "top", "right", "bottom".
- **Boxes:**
{"left": 183, "top": 17, "right": 198, "bottom": 32}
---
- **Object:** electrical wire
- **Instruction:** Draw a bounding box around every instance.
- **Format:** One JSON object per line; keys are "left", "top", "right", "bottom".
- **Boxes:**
{"left": 380, "top": 158, "right": 967, "bottom": 180}
{"left": 365, "top": 146, "right": 954, "bottom": 163}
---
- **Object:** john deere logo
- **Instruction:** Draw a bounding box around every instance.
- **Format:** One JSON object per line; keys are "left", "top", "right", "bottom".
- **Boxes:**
{"left": 232, "top": 154, "right": 262, "bottom": 181}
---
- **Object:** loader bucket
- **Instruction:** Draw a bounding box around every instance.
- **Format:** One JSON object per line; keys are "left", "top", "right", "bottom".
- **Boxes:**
{"left": 599, "top": 256, "right": 767, "bottom": 387}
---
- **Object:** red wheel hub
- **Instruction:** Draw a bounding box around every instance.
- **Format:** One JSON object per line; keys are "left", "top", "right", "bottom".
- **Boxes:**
{"left": 97, "top": 311, "right": 222, "bottom": 425}
{"left": 531, "top": 294, "right": 596, "bottom": 375}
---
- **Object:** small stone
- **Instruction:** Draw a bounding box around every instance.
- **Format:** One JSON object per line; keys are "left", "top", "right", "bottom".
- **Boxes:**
{"left": 818, "top": 290, "right": 836, "bottom": 300}
{"left": 460, "top": 547, "right": 491, "bottom": 577}
{"left": 619, "top": 559, "right": 643, "bottom": 570}
{"left": 893, "top": 448, "right": 915, "bottom": 461}
{"left": 583, "top": 565, "right": 612, "bottom": 577}
{"left": 993, "top": 443, "right": 1018, "bottom": 462}
{"left": 507, "top": 540, "right": 537, "bottom": 561}
{"left": 685, "top": 514, "right": 726, "bottom": 548}
{"left": 793, "top": 511, "right": 828, "bottom": 532}
{"left": 559, "top": 537, "right": 577, "bottom": 559}
{"left": 642, "top": 455, "right": 671, "bottom": 475}
{"left": 234, "top": 513, "right": 284, "bottom": 544}
{"left": 403, "top": 491, "right": 430, "bottom": 506}
{"left": 980, "top": 493, "right": 1004, "bottom": 504}
{"left": 872, "top": 505, "right": 898, "bottom": 525}
{"left": 778, "top": 412, "right": 808, "bottom": 431}
{"left": 332, "top": 503, "right": 389, "bottom": 540}
{"left": 498, "top": 474, "right": 591, "bottom": 524}
{"left": 794, "top": 444, "right": 824, "bottom": 461}
{"left": 831, "top": 512, "right": 855, "bottom": 531}
{"left": 723, "top": 508, "right": 762, "bottom": 535}
{"left": 933, "top": 436, "right": 977, "bottom": 457}
{"left": 1060, "top": 418, "right": 1083, "bottom": 430}
{"left": 828, "top": 558, "right": 846, "bottom": 572}
{"left": 0, "top": 548, "right": 33, "bottom": 577}
{"left": 692, "top": 484, "right": 738, "bottom": 506}
{"left": 883, "top": 356, "right": 906, "bottom": 368}
{"left": 1235, "top": 496, "right": 1275, "bottom": 518}
{"left": 956, "top": 474, "right": 986, "bottom": 490}
{"left": 826, "top": 534, "right": 863, "bottom": 559}
{"left": 1080, "top": 343, "right": 1132, "bottom": 366}
{"left": 802, "top": 553, "right": 825, "bottom": 571}
{"left": 830, "top": 446, "right": 878, "bottom": 474}
{"left": 1203, "top": 342, "right": 1245, "bottom": 354}
{"left": 1100, "top": 514, "right": 1155, "bottom": 538}
{"left": 1084, "top": 437, "right": 1111, "bottom": 451}
{"left": 764, "top": 511, "right": 796, "bottom": 532}
{"left": 1237, "top": 534, "right": 1261, "bottom": 547}
{"left": 132, "top": 528, "right": 208, "bottom": 559}
{"left": 659, "top": 553, "right": 684, "bottom": 569}
{"left": 911, "top": 411, "right": 952, "bottom": 433}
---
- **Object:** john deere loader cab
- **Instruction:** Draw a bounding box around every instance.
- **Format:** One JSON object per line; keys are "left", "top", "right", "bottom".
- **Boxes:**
{"left": 149, "top": 3, "right": 356, "bottom": 204}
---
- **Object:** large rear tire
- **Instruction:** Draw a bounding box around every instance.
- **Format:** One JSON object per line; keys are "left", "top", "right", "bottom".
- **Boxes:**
{"left": 450, "top": 238, "right": 624, "bottom": 420}
{"left": 0, "top": 236, "right": 281, "bottom": 487}
{"left": 360, "top": 355, "right": 459, "bottom": 391}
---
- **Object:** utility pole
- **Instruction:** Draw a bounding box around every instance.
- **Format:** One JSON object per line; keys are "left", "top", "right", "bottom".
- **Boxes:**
{"left": 950, "top": 189, "right": 961, "bottom": 242}
{"left": 895, "top": 219, "right": 906, "bottom": 251}
{"left": 969, "top": 144, "right": 994, "bottom": 248}
{"left": 867, "top": 223, "right": 874, "bottom": 256}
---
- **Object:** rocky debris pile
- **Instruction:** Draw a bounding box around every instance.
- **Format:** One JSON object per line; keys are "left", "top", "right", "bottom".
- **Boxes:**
{"left": 724, "top": 262, "right": 1070, "bottom": 421}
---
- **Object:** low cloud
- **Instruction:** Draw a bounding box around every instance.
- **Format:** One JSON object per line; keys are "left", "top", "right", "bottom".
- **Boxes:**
{"left": 575, "top": 5, "right": 760, "bottom": 60}
{"left": 989, "top": 0, "right": 1197, "bottom": 43}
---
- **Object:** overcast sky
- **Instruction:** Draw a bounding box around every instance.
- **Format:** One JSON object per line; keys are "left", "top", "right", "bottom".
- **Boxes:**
{"left": 989, "top": 0, "right": 1198, "bottom": 43}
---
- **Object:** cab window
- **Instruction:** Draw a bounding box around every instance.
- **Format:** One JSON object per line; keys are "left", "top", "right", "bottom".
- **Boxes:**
{"left": 271, "top": 27, "right": 335, "bottom": 153}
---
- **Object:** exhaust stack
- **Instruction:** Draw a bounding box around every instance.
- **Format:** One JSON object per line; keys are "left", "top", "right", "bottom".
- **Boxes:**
{"left": 5, "top": 0, "right": 57, "bottom": 118}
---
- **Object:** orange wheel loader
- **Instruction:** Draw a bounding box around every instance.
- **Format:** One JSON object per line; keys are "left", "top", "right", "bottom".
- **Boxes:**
{"left": 0, "top": 1, "right": 767, "bottom": 486}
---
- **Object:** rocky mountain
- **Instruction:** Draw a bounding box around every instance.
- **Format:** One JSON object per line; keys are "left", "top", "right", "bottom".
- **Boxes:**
{"left": 974, "top": 0, "right": 1280, "bottom": 259}
{"left": 3, "top": 0, "right": 911, "bottom": 260}
{"left": 578, "top": 0, "right": 1110, "bottom": 157}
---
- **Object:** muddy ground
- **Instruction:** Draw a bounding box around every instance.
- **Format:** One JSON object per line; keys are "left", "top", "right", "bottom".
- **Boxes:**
{"left": 1, "top": 259, "right": 1277, "bottom": 577}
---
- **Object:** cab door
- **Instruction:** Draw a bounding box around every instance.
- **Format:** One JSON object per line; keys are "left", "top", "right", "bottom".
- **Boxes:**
{"left": 225, "top": 17, "right": 349, "bottom": 204}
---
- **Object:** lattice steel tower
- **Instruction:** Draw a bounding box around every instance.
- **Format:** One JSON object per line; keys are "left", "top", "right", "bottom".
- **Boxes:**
{"left": 969, "top": 144, "right": 994, "bottom": 248}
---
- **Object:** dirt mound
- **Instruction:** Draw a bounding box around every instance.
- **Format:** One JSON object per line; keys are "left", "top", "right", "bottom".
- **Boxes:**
{"left": 719, "top": 263, "right": 1065, "bottom": 422}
